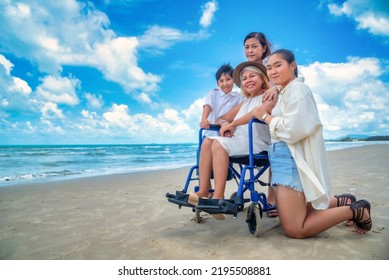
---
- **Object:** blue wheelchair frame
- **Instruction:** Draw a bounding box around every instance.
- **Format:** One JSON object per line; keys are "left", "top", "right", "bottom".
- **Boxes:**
{"left": 166, "top": 118, "right": 275, "bottom": 236}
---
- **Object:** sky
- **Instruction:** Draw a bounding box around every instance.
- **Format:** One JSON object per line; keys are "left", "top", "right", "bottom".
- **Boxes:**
{"left": 0, "top": 0, "right": 388, "bottom": 145}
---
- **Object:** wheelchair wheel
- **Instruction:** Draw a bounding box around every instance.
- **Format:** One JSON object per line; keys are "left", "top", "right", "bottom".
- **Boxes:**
{"left": 246, "top": 202, "right": 263, "bottom": 237}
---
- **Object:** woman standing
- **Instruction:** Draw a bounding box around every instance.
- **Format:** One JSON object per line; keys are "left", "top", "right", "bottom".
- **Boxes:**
{"left": 243, "top": 32, "right": 278, "bottom": 217}
{"left": 253, "top": 49, "right": 372, "bottom": 237}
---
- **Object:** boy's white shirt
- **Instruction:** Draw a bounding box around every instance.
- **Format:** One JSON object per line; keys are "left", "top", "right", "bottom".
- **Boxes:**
{"left": 203, "top": 89, "right": 246, "bottom": 137}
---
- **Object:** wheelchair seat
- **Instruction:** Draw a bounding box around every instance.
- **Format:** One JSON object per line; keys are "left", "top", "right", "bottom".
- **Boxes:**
{"left": 229, "top": 150, "right": 269, "bottom": 167}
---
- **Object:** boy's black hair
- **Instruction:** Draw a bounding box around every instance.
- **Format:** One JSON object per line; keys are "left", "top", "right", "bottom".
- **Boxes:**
{"left": 215, "top": 63, "right": 234, "bottom": 81}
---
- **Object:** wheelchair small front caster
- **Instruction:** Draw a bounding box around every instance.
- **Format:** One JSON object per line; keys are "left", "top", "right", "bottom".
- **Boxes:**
{"left": 246, "top": 202, "right": 263, "bottom": 237}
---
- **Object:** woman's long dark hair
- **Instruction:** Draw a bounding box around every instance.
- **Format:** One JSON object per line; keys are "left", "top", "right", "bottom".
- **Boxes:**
{"left": 243, "top": 32, "right": 273, "bottom": 60}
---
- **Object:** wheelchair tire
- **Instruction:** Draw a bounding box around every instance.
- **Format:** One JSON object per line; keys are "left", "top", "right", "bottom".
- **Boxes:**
{"left": 246, "top": 202, "right": 263, "bottom": 237}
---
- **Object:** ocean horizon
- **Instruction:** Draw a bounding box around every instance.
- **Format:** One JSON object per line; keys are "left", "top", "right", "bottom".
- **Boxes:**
{"left": 1, "top": 141, "right": 388, "bottom": 187}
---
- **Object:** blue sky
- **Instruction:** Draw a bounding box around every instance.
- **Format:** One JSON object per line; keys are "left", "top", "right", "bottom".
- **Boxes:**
{"left": 0, "top": 0, "right": 388, "bottom": 144}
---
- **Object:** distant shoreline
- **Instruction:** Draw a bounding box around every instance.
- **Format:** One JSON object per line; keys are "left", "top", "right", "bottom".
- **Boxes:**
{"left": 326, "top": 136, "right": 389, "bottom": 142}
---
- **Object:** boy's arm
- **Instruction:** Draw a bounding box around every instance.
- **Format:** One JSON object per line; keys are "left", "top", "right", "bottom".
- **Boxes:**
{"left": 200, "top": 105, "right": 212, "bottom": 128}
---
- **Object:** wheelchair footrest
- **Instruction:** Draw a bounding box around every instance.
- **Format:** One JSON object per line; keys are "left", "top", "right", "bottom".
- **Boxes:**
{"left": 196, "top": 198, "right": 239, "bottom": 215}
{"left": 166, "top": 191, "right": 195, "bottom": 208}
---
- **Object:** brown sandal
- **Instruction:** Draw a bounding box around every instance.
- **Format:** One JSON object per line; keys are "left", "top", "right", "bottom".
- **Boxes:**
{"left": 350, "top": 199, "right": 372, "bottom": 232}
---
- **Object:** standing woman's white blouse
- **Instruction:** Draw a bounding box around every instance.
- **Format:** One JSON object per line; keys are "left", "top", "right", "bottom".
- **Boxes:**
{"left": 268, "top": 77, "right": 331, "bottom": 209}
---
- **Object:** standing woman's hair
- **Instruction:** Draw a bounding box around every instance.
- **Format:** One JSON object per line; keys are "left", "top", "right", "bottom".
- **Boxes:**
{"left": 270, "top": 49, "right": 299, "bottom": 77}
{"left": 243, "top": 32, "right": 273, "bottom": 60}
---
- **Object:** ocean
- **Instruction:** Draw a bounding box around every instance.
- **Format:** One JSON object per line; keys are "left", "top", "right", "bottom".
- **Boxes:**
{"left": 0, "top": 141, "right": 387, "bottom": 186}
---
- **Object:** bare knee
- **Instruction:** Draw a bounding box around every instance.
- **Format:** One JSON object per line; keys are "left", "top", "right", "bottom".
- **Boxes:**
{"left": 282, "top": 225, "right": 308, "bottom": 239}
{"left": 201, "top": 138, "right": 213, "bottom": 150}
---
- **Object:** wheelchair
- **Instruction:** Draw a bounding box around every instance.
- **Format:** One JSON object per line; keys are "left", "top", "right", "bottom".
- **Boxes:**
{"left": 166, "top": 118, "right": 275, "bottom": 237}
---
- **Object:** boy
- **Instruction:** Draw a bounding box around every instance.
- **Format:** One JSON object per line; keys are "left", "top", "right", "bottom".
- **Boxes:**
{"left": 200, "top": 63, "right": 245, "bottom": 137}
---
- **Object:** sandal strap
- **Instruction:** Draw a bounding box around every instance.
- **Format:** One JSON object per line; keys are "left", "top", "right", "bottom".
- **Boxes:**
{"left": 350, "top": 199, "right": 372, "bottom": 231}
{"left": 356, "top": 217, "right": 372, "bottom": 231}
{"left": 335, "top": 193, "right": 356, "bottom": 207}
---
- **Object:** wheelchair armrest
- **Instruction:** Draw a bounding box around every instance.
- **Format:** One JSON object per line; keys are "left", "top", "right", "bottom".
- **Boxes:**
{"left": 198, "top": 124, "right": 221, "bottom": 144}
{"left": 203, "top": 124, "right": 221, "bottom": 131}
{"left": 249, "top": 117, "right": 266, "bottom": 126}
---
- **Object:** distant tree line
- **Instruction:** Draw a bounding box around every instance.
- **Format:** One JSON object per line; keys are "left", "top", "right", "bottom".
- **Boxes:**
{"left": 339, "top": 136, "right": 389, "bottom": 142}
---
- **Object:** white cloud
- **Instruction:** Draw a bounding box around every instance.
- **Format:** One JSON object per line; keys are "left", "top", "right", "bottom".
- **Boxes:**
{"left": 10, "top": 77, "right": 32, "bottom": 96}
{"left": 97, "top": 103, "right": 193, "bottom": 141}
{"left": 36, "top": 75, "right": 80, "bottom": 106}
{"left": 138, "top": 25, "right": 211, "bottom": 56}
{"left": 0, "top": 55, "right": 33, "bottom": 111}
{"left": 40, "top": 119, "right": 65, "bottom": 135}
{"left": 6, "top": 2, "right": 31, "bottom": 18}
{"left": 103, "top": 104, "right": 132, "bottom": 128}
{"left": 138, "top": 26, "right": 186, "bottom": 49}
{"left": 0, "top": 54, "right": 14, "bottom": 75}
{"left": 328, "top": 0, "right": 389, "bottom": 36}
{"left": 301, "top": 56, "right": 382, "bottom": 103}
{"left": 93, "top": 37, "right": 161, "bottom": 93}
{"left": 0, "top": 0, "right": 216, "bottom": 143}
{"left": 137, "top": 92, "right": 152, "bottom": 104}
{"left": 199, "top": 1, "right": 218, "bottom": 28}
{"left": 1, "top": 0, "right": 112, "bottom": 73}
{"left": 356, "top": 12, "right": 389, "bottom": 36}
{"left": 161, "top": 108, "right": 180, "bottom": 122}
{"left": 1, "top": 99, "right": 9, "bottom": 107}
{"left": 40, "top": 102, "right": 65, "bottom": 119}
{"left": 182, "top": 97, "right": 205, "bottom": 122}
{"left": 85, "top": 93, "right": 104, "bottom": 109}
{"left": 0, "top": 0, "right": 213, "bottom": 104}
{"left": 0, "top": 0, "right": 162, "bottom": 96}
{"left": 300, "top": 57, "right": 389, "bottom": 139}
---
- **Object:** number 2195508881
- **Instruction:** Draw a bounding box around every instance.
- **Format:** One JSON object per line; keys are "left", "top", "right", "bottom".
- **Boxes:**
{"left": 211, "top": 266, "right": 271, "bottom": 276}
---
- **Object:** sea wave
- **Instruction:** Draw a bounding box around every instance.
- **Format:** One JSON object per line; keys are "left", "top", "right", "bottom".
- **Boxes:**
{"left": 0, "top": 141, "right": 387, "bottom": 186}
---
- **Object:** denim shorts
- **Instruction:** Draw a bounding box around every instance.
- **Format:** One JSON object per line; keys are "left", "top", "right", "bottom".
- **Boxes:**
{"left": 269, "top": 141, "right": 303, "bottom": 192}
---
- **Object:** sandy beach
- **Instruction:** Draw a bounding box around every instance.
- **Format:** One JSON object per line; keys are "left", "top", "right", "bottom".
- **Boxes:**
{"left": 0, "top": 144, "right": 388, "bottom": 260}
